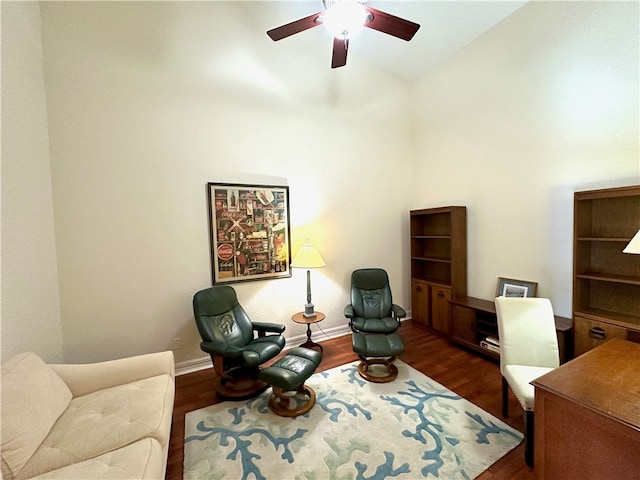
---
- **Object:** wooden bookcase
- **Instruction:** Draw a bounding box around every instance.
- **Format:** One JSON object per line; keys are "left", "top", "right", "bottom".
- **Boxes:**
{"left": 410, "top": 206, "right": 467, "bottom": 336}
{"left": 573, "top": 185, "right": 640, "bottom": 356}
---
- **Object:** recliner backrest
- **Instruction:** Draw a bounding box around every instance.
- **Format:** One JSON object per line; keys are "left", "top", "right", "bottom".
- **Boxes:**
{"left": 350, "top": 268, "right": 393, "bottom": 319}
{"left": 193, "top": 286, "right": 254, "bottom": 347}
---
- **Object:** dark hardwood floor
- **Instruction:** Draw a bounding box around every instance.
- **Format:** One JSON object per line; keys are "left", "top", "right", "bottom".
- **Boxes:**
{"left": 166, "top": 322, "right": 535, "bottom": 479}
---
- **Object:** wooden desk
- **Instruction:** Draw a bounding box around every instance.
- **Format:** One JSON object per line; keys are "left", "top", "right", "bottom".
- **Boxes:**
{"left": 532, "top": 339, "right": 640, "bottom": 479}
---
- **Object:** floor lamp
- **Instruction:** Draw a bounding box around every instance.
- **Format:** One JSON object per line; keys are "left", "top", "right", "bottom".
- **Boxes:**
{"left": 291, "top": 239, "right": 326, "bottom": 318}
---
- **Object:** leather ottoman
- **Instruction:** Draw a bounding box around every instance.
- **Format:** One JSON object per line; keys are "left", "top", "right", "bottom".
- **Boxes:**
{"left": 352, "top": 331, "right": 405, "bottom": 382}
{"left": 258, "top": 347, "right": 322, "bottom": 417}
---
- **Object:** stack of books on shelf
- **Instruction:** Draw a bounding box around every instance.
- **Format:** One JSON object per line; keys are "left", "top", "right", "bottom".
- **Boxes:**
{"left": 480, "top": 336, "right": 500, "bottom": 354}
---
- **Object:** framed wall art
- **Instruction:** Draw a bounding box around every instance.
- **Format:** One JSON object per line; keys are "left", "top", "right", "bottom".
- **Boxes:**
{"left": 495, "top": 277, "right": 538, "bottom": 298}
{"left": 207, "top": 182, "right": 292, "bottom": 285}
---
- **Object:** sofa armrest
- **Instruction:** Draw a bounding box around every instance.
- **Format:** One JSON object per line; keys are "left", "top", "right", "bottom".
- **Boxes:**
{"left": 50, "top": 351, "right": 175, "bottom": 398}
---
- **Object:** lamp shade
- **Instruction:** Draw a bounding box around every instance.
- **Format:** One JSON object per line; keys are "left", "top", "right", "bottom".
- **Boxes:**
{"left": 623, "top": 229, "right": 640, "bottom": 254}
{"left": 291, "top": 239, "right": 326, "bottom": 268}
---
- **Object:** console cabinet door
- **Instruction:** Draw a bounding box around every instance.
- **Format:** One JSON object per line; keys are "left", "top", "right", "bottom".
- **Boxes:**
{"left": 411, "top": 280, "right": 429, "bottom": 327}
{"left": 452, "top": 305, "right": 476, "bottom": 344}
{"left": 431, "top": 285, "right": 451, "bottom": 335}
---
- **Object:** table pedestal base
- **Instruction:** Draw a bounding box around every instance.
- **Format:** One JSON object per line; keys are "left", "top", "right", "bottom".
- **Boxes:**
{"left": 292, "top": 311, "right": 325, "bottom": 353}
{"left": 300, "top": 324, "right": 323, "bottom": 352}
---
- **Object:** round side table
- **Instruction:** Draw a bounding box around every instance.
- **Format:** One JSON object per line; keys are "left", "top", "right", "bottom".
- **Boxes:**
{"left": 291, "top": 311, "right": 325, "bottom": 352}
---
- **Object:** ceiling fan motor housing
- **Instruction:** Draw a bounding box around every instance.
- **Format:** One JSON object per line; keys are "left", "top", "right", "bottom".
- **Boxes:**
{"left": 323, "top": 0, "right": 368, "bottom": 39}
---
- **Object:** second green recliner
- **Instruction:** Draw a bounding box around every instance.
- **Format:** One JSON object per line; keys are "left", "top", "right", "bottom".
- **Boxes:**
{"left": 344, "top": 268, "right": 406, "bottom": 382}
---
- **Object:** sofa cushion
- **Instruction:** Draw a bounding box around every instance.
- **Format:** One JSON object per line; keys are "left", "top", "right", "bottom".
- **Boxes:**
{"left": 1, "top": 352, "right": 72, "bottom": 480}
{"left": 16, "top": 374, "right": 173, "bottom": 479}
{"left": 29, "top": 438, "right": 164, "bottom": 480}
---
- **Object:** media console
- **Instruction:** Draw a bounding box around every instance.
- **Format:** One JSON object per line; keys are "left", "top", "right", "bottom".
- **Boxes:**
{"left": 450, "top": 296, "right": 573, "bottom": 364}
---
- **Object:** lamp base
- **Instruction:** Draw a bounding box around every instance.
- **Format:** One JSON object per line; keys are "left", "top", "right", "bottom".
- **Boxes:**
{"left": 303, "top": 303, "right": 316, "bottom": 318}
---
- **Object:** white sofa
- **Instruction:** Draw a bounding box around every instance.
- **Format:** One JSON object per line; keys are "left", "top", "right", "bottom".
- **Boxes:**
{"left": 1, "top": 351, "right": 175, "bottom": 480}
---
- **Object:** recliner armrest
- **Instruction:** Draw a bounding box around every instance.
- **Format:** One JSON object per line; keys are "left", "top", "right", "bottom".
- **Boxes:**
{"left": 252, "top": 322, "right": 285, "bottom": 335}
{"left": 344, "top": 305, "right": 355, "bottom": 318}
{"left": 392, "top": 304, "right": 407, "bottom": 319}
{"left": 200, "top": 341, "right": 243, "bottom": 358}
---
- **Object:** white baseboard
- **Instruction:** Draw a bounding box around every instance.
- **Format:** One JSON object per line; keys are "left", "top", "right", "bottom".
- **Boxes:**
{"left": 176, "top": 317, "right": 412, "bottom": 376}
{"left": 175, "top": 323, "right": 354, "bottom": 376}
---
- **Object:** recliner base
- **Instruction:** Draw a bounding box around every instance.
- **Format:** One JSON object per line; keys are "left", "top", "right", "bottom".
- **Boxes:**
{"left": 352, "top": 331, "right": 405, "bottom": 383}
{"left": 357, "top": 356, "right": 399, "bottom": 383}
{"left": 212, "top": 356, "right": 270, "bottom": 399}
{"left": 268, "top": 384, "right": 317, "bottom": 417}
{"left": 214, "top": 375, "right": 270, "bottom": 399}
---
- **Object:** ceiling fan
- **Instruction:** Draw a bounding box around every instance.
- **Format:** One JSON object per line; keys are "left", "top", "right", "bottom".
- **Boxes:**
{"left": 267, "top": 0, "right": 420, "bottom": 69}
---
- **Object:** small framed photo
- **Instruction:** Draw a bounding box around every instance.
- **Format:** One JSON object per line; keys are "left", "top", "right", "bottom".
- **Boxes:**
{"left": 496, "top": 277, "right": 538, "bottom": 298}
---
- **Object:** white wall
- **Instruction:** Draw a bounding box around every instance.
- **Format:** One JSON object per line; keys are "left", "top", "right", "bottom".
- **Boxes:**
{"left": 3, "top": 1, "right": 638, "bottom": 367}
{"left": 1, "top": 1, "right": 64, "bottom": 362}
{"left": 411, "top": 1, "right": 640, "bottom": 317}
{"left": 38, "top": 2, "right": 414, "bottom": 364}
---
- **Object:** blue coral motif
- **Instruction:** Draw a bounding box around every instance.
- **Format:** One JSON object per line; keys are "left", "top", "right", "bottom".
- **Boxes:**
{"left": 228, "top": 407, "right": 245, "bottom": 425}
{"left": 465, "top": 411, "right": 522, "bottom": 444}
{"left": 185, "top": 413, "right": 308, "bottom": 480}
{"left": 316, "top": 389, "right": 372, "bottom": 421}
{"left": 446, "top": 437, "right": 460, "bottom": 446}
{"left": 323, "top": 438, "right": 410, "bottom": 480}
{"left": 246, "top": 394, "right": 270, "bottom": 414}
{"left": 354, "top": 451, "right": 411, "bottom": 480}
{"left": 341, "top": 363, "right": 367, "bottom": 387}
{"left": 381, "top": 380, "right": 466, "bottom": 478}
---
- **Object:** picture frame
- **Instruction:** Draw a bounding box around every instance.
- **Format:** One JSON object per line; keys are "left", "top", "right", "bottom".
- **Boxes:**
{"left": 207, "top": 182, "right": 292, "bottom": 285}
{"left": 495, "top": 277, "right": 538, "bottom": 298}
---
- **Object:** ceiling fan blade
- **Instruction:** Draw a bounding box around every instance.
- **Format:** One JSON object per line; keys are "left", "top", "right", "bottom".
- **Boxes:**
{"left": 267, "top": 12, "right": 323, "bottom": 41}
{"left": 331, "top": 37, "right": 348, "bottom": 68}
{"left": 364, "top": 7, "right": 420, "bottom": 41}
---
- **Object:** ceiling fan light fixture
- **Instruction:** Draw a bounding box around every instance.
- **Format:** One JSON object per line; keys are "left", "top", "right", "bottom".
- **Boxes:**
{"left": 323, "top": 0, "right": 367, "bottom": 39}
{"left": 267, "top": 0, "right": 419, "bottom": 69}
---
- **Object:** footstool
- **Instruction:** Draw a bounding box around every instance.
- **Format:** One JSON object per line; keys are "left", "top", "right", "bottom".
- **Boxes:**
{"left": 258, "top": 347, "right": 322, "bottom": 417}
{"left": 352, "top": 331, "right": 405, "bottom": 383}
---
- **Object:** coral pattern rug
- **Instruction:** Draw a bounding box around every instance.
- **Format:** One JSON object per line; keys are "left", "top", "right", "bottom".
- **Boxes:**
{"left": 184, "top": 360, "right": 522, "bottom": 479}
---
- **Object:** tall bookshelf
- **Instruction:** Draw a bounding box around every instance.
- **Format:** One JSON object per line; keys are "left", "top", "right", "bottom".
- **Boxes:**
{"left": 410, "top": 206, "right": 467, "bottom": 336}
{"left": 573, "top": 185, "right": 640, "bottom": 356}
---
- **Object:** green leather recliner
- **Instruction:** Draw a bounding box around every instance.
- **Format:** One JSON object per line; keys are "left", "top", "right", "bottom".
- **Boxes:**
{"left": 344, "top": 268, "right": 406, "bottom": 382}
{"left": 344, "top": 268, "right": 406, "bottom": 334}
{"left": 193, "top": 285, "right": 286, "bottom": 398}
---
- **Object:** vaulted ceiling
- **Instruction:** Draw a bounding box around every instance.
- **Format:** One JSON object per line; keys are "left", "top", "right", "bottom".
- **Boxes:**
{"left": 263, "top": 1, "right": 528, "bottom": 81}
{"left": 39, "top": 1, "right": 528, "bottom": 109}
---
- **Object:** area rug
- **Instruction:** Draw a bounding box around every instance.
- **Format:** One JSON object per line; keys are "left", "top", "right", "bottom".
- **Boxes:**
{"left": 184, "top": 360, "right": 523, "bottom": 480}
